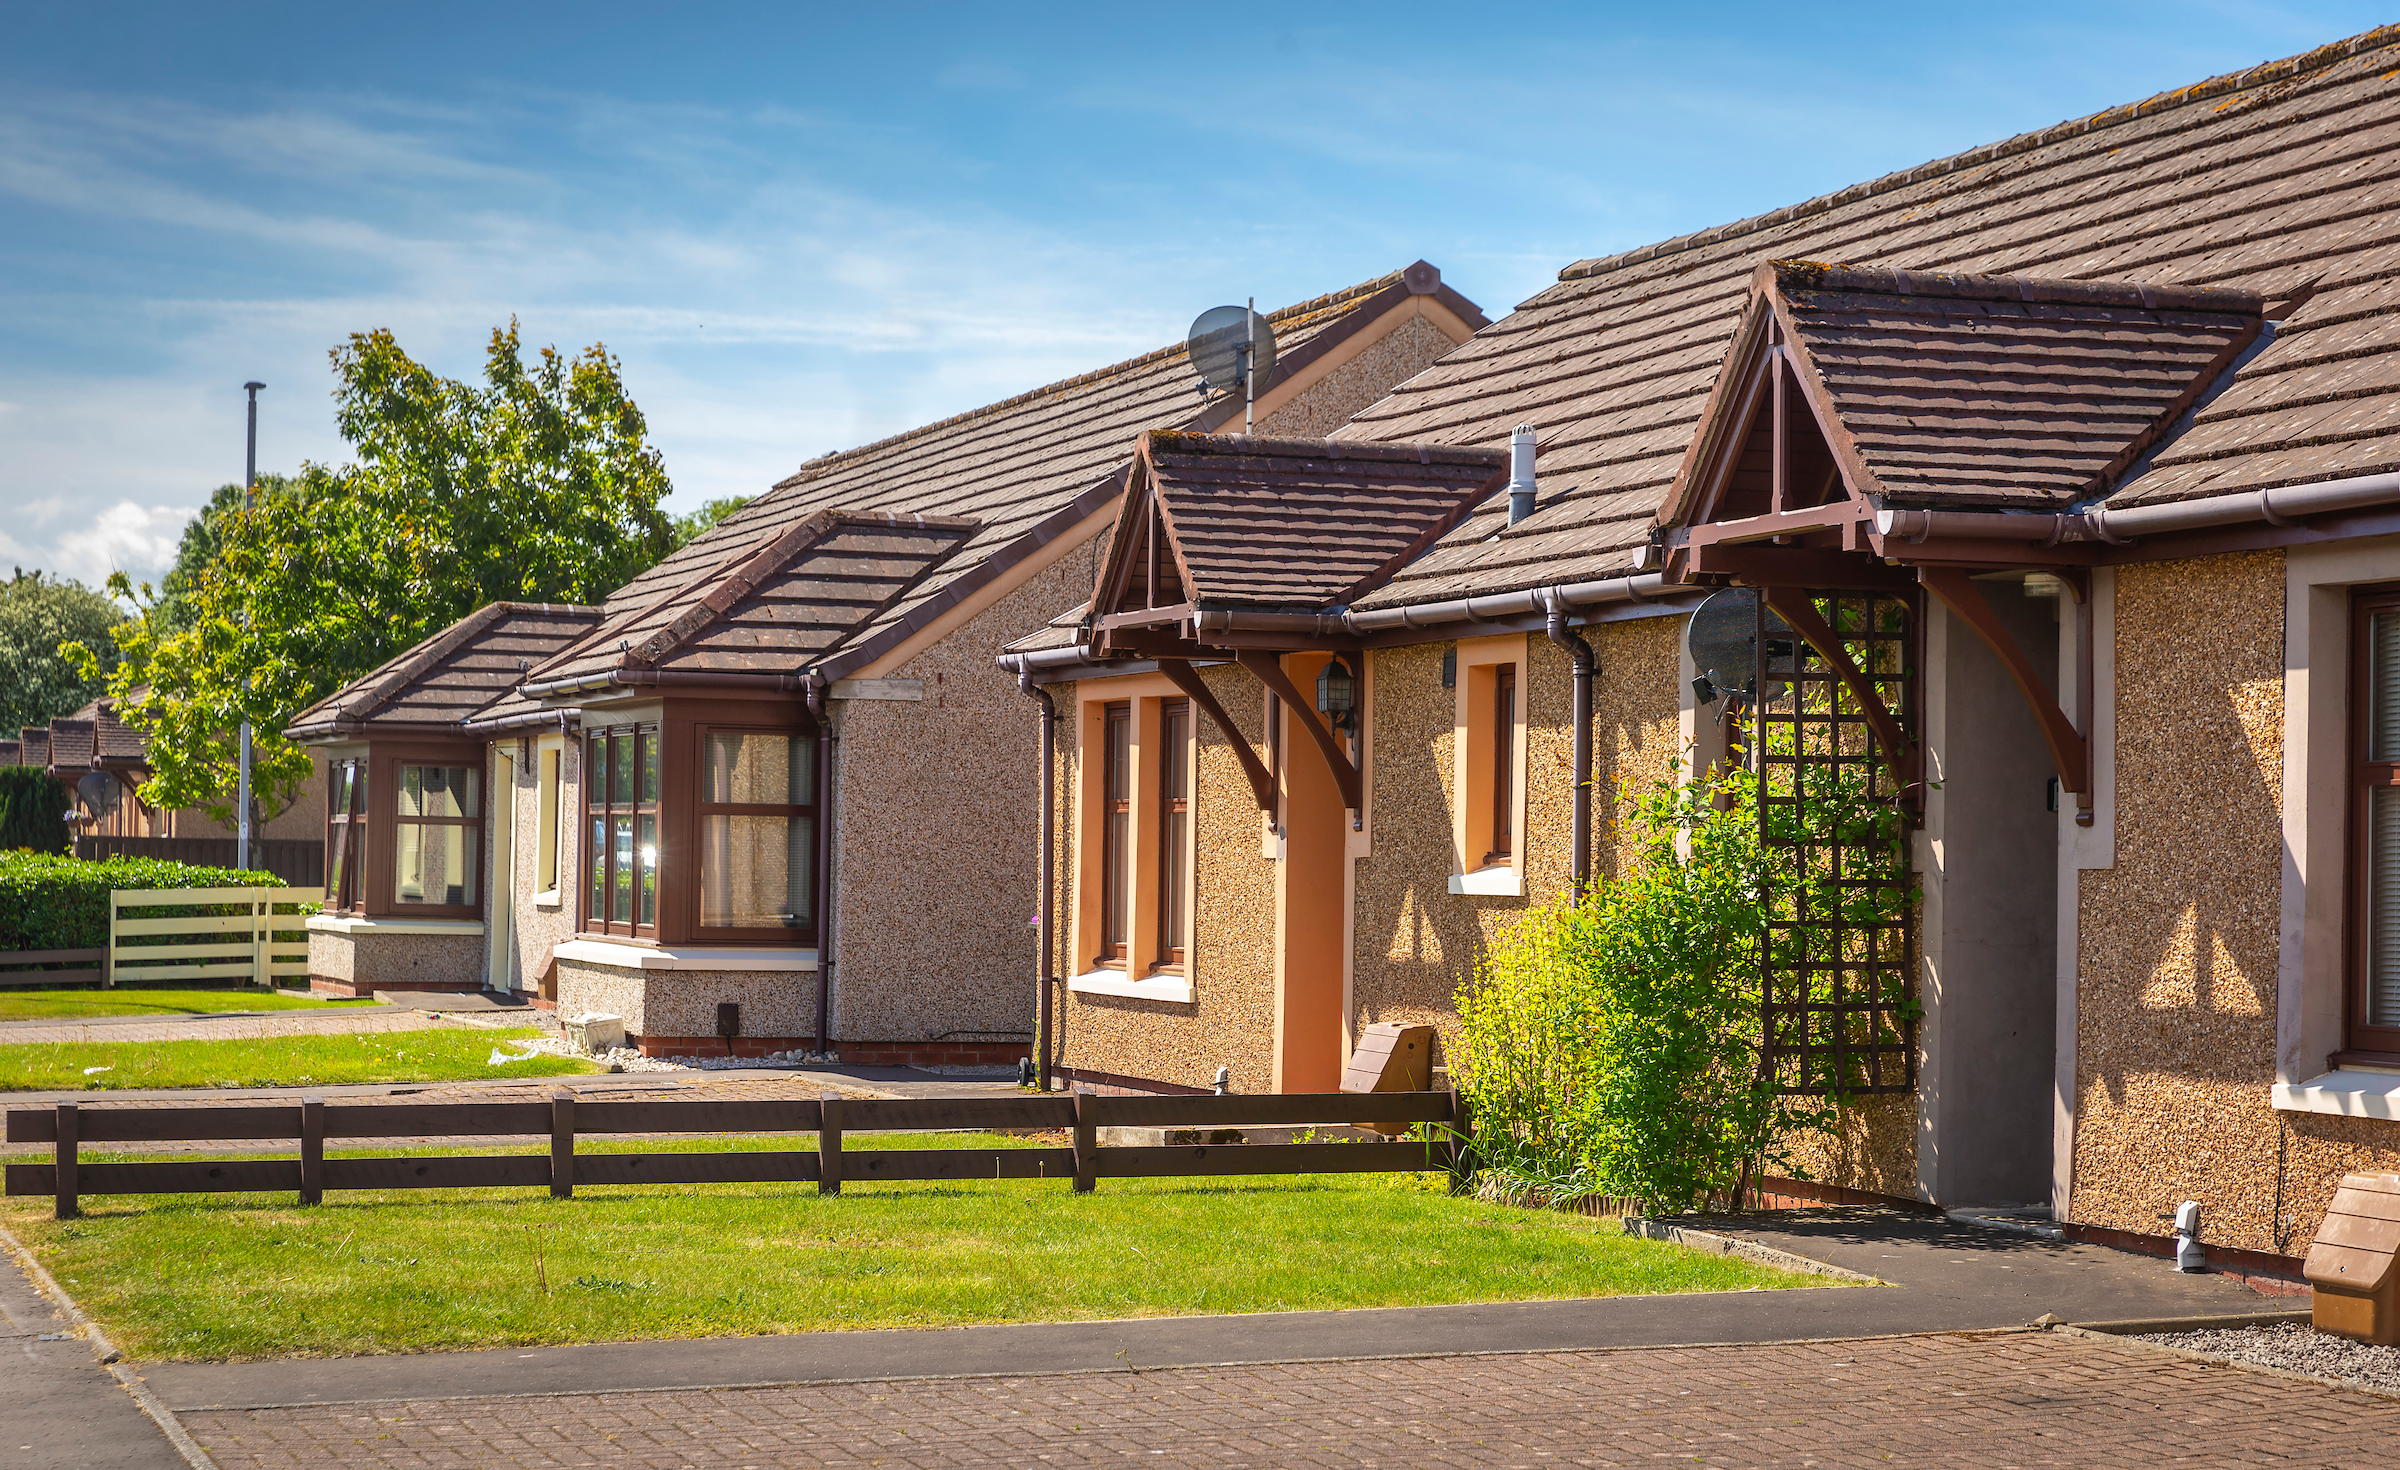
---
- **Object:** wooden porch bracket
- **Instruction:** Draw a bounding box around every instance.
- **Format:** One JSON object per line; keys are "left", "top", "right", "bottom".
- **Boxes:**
{"left": 1158, "top": 658, "right": 1277, "bottom": 816}
{"left": 1759, "top": 587, "right": 1913, "bottom": 773}
{"left": 1918, "top": 568, "right": 2094, "bottom": 820}
{"left": 1234, "top": 651, "right": 1362, "bottom": 812}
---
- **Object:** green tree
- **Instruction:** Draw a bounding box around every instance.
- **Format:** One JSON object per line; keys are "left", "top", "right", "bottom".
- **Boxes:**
{"left": 670, "top": 496, "right": 753, "bottom": 549}
{"left": 0, "top": 570, "right": 125, "bottom": 734}
{"left": 77, "top": 321, "right": 675, "bottom": 830}
{"left": 152, "top": 475, "right": 302, "bottom": 635}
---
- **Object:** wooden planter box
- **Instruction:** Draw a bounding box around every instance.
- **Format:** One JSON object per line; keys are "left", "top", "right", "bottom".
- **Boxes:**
{"left": 2305, "top": 1173, "right": 2400, "bottom": 1344}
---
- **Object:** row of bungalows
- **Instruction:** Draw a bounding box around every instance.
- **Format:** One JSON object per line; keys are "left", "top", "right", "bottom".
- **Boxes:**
{"left": 2, "top": 698, "right": 324, "bottom": 875}
{"left": 283, "top": 267, "right": 1489, "bottom": 1048}
{"left": 998, "top": 26, "right": 2400, "bottom": 1270}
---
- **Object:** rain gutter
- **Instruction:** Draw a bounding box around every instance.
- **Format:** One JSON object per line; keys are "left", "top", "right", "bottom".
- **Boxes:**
{"left": 1876, "top": 470, "right": 2400, "bottom": 548}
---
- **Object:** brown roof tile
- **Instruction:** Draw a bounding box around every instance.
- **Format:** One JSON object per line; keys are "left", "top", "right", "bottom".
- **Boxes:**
{"left": 45, "top": 720, "right": 93, "bottom": 771}
{"left": 1338, "top": 24, "right": 2400, "bottom": 608}
{"left": 287, "top": 603, "right": 604, "bottom": 741}
{"left": 0, "top": 741, "right": 20, "bottom": 766}
{"left": 1105, "top": 431, "right": 1505, "bottom": 612}
{"left": 594, "top": 268, "right": 1483, "bottom": 677}
{"left": 18, "top": 729, "right": 49, "bottom": 769}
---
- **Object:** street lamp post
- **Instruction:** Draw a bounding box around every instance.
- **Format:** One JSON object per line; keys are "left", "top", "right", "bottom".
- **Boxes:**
{"left": 239, "top": 381, "right": 263, "bottom": 872}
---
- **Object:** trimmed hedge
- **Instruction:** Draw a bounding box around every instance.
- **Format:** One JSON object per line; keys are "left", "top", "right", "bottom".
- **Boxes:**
{"left": 0, "top": 767, "right": 70, "bottom": 854}
{"left": 0, "top": 852, "right": 286, "bottom": 953}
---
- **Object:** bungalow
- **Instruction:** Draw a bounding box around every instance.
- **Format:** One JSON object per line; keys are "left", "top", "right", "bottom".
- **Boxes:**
{"left": 287, "top": 265, "right": 1488, "bottom": 1058}
{"left": 1003, "top": 23, "right": 2400, "bottom": 1270}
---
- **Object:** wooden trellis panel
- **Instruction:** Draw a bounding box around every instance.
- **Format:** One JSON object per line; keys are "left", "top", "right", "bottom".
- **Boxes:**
{"left": 1751, "top": 591, "right": 1918, "bottom": 1096}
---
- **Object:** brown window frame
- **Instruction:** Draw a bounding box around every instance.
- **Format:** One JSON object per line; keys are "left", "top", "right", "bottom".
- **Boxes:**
{"left": 1099, "top": 700, "right": 1131, "bottom": 968}
{"left": 2349, "top": 587, "right": 2400, "bottom": 1060}
{"left": 583, "top": 723, "right": 660, "bottom": 938}
{"left": 1486, "top": 663, "right": 1517, "bottom": 867}
{"left": 388, "top": 759, "right": 482, "bottom": 917}
{"left": 325, "top": 756, "right": 368, "bottom": 914}
{"left": 1154, "top": 699, "right": 1191, "bottom": 972}
{"left": 693, "top": 722, "right": 820, "bottom": 944}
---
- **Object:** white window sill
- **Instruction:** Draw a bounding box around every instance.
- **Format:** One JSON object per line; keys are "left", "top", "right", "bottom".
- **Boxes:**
{"left": 2272, "top": 1070, "right": 2400, "bottom": 1120}
{"left": 1069, "top": 968, "right": 1197, "bottom": 1004}
{"left": 1447, "top": 864, "right": 1524, "bottom": 897}
{"left": 306, "top": 915, "right": 486, "bottom": 937}
{"left": 532, "top": 890, "right": 562, "bottom": 911}
{"left": 552, "top": 939, "right": 818, "bottom": 972}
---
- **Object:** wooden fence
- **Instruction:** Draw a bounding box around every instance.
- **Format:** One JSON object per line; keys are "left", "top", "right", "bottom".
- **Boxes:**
{"left": 0, "top": 948, "right": 105, "bottom": 989}
{"left": 76, "top": 836, "right": 326, "bottom": 890}
{"left": 3, "top": 1090, "right": 1463, "bottom": 1219}
{"left": 106, "top": 887, "right": 315, "bottom": 989}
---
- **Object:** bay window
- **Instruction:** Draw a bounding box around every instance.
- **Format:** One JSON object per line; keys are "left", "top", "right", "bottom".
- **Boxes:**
{"left": 326, "top": 757, "right": 367, "bottom": 912}
{"left": 698, "top": 728, "right": 816, "bottom": 934}
{"left": 1100, "top": 701, "right": 1131, "bottom": 967}
{"left": 393, "top": 764, "right": 479, "bottom": 907}
{"left": 585, "top": 724, "right": 658, "bottom": 936}
{"left": 1155, "top": 699, "right": 1190, "bottom": 971}
{"left": 2353, "top": 589, "right": 2400, "bottom": 1056}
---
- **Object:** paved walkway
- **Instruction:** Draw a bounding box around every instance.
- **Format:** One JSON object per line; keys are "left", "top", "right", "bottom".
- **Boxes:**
{"left": 0, "top": 1233, "right": 184, "bottom": 1470}
{"left": 0, "top": 1007, "right": 458, "bottom": 1047}
{"left": 172, "top": 1330, "right": 2400, "bottom": 1469}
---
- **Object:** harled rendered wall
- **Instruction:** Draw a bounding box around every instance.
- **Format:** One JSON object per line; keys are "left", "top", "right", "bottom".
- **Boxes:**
{"left": 2064, "top": 549, "right": 2400, "bottom": 1254}
{"left": 832, "top": 546, "right": 1104, "bottom": 1046}
{"left": 1348, "top": 616, "right": 1683, "bottom": 1049}
{"left": 1052, "top": 662, "right": 1281, "bottom": 1092}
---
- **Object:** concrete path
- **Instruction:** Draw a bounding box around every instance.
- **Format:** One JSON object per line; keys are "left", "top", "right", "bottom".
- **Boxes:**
{"left": 0, "top": 1008, "right": 454, "bottom": 1047}
{"left": 142, "top": 1208, "right": 2280, "bottom": 1411}
{"left": 0, "top": 1234, "right": 186, "bottom": 1470}
{"left": 171, "top": 1328, "right": 2400, "bottom": 1470}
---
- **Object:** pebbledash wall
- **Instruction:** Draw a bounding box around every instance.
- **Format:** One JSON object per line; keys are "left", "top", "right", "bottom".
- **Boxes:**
{"left": 1052, "top": 661, "right": 1280, "bottom": 1092}
{"left": 2061, "top": 548, "right": 2400, "bottom": 1254}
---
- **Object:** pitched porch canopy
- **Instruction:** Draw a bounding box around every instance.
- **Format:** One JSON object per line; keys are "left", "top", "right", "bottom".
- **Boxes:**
{"left": 1657, "top": 261, "right": 2268, "bottom": 819}
{"left": 1085, "top": 429, "right": 1509, "bottom": 815}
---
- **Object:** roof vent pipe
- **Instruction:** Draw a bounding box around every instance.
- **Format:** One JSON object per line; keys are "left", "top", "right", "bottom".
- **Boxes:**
{"left": 1506, "top": 424, "right": 1537, "bottom": 525}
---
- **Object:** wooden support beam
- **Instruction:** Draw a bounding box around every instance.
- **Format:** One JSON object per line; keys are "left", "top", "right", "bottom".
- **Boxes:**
{"left": 1919, "top": 568, "right": 2093, "bottom": 811}
{"left": 1158, "top": 659, "right": 1275, "bottom": 816}
{"left": 1760, "top": 588, "right": 1913, "bottom": 773}
{"left": 1235, "top": 651, "right": 1362, "bottom": 812}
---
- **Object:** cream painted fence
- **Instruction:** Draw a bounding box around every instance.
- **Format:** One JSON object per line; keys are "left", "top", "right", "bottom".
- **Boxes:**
{"left": 106, "top": 888, "right": 316, "bottom": 989}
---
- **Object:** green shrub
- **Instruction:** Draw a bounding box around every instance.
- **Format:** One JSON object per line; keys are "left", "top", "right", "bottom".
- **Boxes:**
{"left": 1454, "top": 756, "right": 1912, "bottom": 1215}
{"left": 0, "top": 768, "right": 70, "bottom": 854}
{"left": 0, "top": 852, "right": 284, "bottom": 953}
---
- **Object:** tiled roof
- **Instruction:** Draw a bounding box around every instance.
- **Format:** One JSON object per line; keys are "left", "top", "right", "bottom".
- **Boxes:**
{"left": 1117, "top": 431, "right": 1505, "bottom": 610}
{"left": 46, "top": 720, "right": 94, "bottom": 771}
{"left": 91, "top": 704, "right": 146, "bottom": 763}
{"left": 18, "top": 729, "right": 49, "bottom": 769}
{"left": 521, "top": 512, "right": 979, "bottom": 688}
{"left": 1339, "top": 24, "right": 2400, "bottom": 608}
{"left": 287, "top": 603, "right": 603, "bottom": 741}
{"left": 0, "top": 741, "right": 20, "bottom": 766}
{"left": 591, "top": 268, "right": 1484, "bottom": 680}
{"left": 1688, "top": 262, "right": 2266, "bottom": 514}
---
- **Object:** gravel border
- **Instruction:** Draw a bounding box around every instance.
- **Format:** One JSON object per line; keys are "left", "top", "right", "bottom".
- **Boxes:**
{"left": 2109, "top": 1320, "right": 2400, "bottom": 1399}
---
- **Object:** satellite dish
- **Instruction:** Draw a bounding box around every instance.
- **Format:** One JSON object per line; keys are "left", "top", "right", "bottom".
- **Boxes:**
{"left": 76, "top": 770, "right": 120, "bottom": 818}
{"left": 1685, "top": 587, "right": 1796, "bottom": 706}
{"left": 1186, "top": 304, "right": 1278, "bottom": 398}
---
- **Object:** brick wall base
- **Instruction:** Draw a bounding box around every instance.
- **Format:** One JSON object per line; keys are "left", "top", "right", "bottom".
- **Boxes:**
{"left": 2061, "top": 1222, "right": 2311, "bottom": 1297}
{"left": 626, "top": 1036, "right": 1030, "bottom": 1065}
{"left": 1057, "top": 1066, "right": 1212, "bottom": 1097}
{"left": 1751, "top": 1175, "right": 1944, "bottom": 1214}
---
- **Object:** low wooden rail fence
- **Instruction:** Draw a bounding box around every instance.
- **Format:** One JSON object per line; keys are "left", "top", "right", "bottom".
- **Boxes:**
{"left": 4, "top": 1090, "right": 1462, "bottom": 1219}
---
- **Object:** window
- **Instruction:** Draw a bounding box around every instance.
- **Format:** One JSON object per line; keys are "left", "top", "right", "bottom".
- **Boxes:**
{"left": 2354, "top": 592, "right": 2400, "bottom": 1055}
{"left": 1099, "top": 701, "right": 1132, "bottom": 966}
{"left": 1155, "top": 699, "right": 1190, "bottom": 970}
{"left": 326, "top": 757, "right": 367, "bottom": 911}
{"left": 536, "top": 743, "right": 561, "bottom": 894}
{"left": 1487, "top": 664, "right": 1517, "bottom": 866}
{"left": 393, "top": 764, "right": 480, "bottom": 907}
{"left": 697, "top": 729, "right": 816, "bottom": 934}
{"left": 584, "top": 725, "right": 658, "bottom": 935}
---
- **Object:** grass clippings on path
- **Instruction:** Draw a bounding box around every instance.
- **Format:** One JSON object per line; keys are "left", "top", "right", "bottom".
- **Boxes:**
{"left": 0, "top": 1133, "right": 1835, "bottom": 1360}
{"left": 0, "top": 987, "right": 375, "bottom": 1022}
{"left": 0, "top": 1026, "right": 594, "bottom": 1092}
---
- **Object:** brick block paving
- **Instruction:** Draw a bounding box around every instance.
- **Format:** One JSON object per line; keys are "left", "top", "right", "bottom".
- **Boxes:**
{"left": 177, "top": 1329, "right": 2400, "bottom": 1468}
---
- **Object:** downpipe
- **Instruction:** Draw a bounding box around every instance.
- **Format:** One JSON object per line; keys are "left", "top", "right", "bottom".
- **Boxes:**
{"left": 1018, "top": 669, "right": 1060, "bottom": 1091}
{"left": 1543, "top": 592, "right": 1596, "bottom": 899}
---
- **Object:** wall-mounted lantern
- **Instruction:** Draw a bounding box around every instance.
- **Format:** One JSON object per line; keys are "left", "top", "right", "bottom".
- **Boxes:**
{"left": 1317, "top": 655, "right": 1357, "bottom": 732}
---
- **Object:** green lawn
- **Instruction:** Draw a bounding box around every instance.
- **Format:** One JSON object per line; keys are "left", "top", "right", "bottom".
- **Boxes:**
{"left": 0, "top": 1133, "right": 1833, "bottom": 1360}
{"left": 0, "top": 1026, "right": 594, "bottom": 1091}
{"left": 0, "top": 987, "right": 376, "bottom": 1022}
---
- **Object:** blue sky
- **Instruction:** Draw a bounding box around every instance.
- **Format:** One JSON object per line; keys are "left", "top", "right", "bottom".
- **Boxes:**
{"left": 1, "top": 1, "right": 2386, "bottom": 589}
